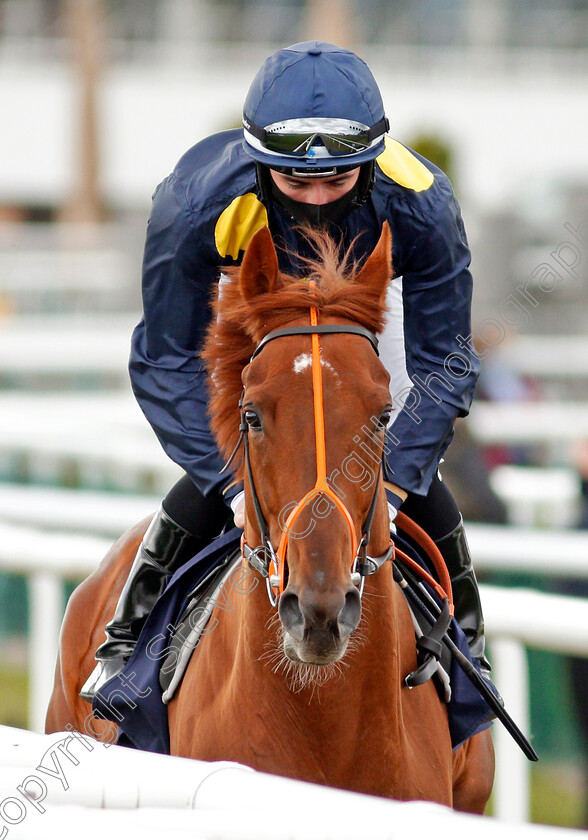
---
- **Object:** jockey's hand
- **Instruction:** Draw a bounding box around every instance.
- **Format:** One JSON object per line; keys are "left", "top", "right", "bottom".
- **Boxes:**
{"left": 230, "top": 490, "right": 245, "bottom": 529}
{"left": 387, "top": 501, "right": 399, "bottom": 531}
{"left": 384, "top": 482, "right": 407, "bottom": 531}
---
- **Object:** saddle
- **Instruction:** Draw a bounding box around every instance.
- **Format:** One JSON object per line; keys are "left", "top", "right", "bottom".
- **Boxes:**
{"left": 159, "top": 549, "right": 241, "bottom": 702}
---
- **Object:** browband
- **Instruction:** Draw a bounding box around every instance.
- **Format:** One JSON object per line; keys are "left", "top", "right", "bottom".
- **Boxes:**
{"left": 251, "top": 324, "right": 379, "bottom": 360}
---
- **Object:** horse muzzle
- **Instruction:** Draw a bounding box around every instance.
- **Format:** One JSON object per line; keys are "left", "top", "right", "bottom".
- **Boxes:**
{"left": 278, "top": 583, "right": 362, "bottom": 664}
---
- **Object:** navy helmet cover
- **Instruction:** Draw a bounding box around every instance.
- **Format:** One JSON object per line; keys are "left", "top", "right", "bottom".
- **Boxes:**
{"left": 242, "top": 41, "right": 388, "bottom": 171}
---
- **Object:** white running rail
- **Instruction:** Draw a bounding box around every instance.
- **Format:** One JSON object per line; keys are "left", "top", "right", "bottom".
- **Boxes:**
{"left": 2, "top": 492, "right": 588, "bottom": 824}
{"left": 0, "top": 724, "right": 585, "bottom": 840}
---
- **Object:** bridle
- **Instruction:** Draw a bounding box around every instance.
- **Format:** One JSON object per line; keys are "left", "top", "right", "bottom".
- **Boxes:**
{"left": 220, "top": 295, "right": 540, "bottom": 761}
{"left": 227, "top": 298, "right": 394, "bottom": 607}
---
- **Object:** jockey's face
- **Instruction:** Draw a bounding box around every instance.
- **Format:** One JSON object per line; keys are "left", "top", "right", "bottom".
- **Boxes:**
{"left": 269, "top": 168, "right": 361, "bottom": 206}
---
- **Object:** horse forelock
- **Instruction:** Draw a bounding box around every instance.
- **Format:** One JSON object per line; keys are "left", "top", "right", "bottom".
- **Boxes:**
{"left": 201, "top": 228, "right": 390, "bottom": 478}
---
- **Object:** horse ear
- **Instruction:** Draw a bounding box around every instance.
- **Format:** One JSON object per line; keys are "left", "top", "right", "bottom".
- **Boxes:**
{"left": 239, "top": 226, "right": 279, "bottom": 301}
{"left": 355, "top": 221, "right": 392, "bottom": 297}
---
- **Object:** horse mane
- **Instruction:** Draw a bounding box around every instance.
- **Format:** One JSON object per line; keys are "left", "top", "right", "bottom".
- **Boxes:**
{"left": 201, "top": 228, "right": 390, "bottom": 482}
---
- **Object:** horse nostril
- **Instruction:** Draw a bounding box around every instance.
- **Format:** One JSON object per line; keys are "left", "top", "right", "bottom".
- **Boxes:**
{"left": 339, "top": 588, "right": 362, "bottom": 634}
{"left": 278, "top": 591, "right": 304, "bottom": 641}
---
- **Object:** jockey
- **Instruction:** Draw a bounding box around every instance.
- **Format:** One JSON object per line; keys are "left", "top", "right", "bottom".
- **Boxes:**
{"left": 82, "top": 41, "right": 489, "bottom": 700}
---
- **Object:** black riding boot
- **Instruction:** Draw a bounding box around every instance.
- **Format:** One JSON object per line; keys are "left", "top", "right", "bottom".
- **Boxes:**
{"left": 80, "top": 505, "right": 203, "bottom": 701}
{"left": 435, "top": 517, "right": 491, "bottom": 675}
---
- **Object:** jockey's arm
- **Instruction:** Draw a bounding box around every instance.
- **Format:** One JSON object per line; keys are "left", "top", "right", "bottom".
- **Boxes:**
{"left": 382, "top": 189, "right": 480, "bottom": 499}
{"left": 129, "top": 170, "right": 236, "bottom": 503}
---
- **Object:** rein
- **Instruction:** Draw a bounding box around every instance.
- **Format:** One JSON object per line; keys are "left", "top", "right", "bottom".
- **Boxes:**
{"left": 238, "top": 297, "right": 393, "bottom": 606}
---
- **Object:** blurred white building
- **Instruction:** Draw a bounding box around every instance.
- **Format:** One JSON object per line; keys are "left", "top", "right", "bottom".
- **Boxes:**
{"left": 1, "top": 0, "right": 588, "bottom": 214}
{"left": 0, "top": 0, "right": 587, "bottom": 327}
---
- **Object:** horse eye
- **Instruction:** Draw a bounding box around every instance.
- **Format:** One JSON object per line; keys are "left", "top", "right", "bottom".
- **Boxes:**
{"left": 244, "top": 409, "right": 263, "bottom": 431}
{"left": 377, "top": 407, "right": 392, "bottom": 429}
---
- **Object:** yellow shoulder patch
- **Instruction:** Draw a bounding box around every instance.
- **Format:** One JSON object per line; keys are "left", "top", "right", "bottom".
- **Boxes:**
{"left": 376, "top": 137, "right": 435, "bottom": 192}
{"left": 214, "top": 193, "right": 269, "bottom": 260}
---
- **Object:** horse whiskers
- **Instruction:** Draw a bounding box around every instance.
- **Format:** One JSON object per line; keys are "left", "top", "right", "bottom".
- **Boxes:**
{"left": 264, "top": 611, "right": 282, "bottom": 635}
{"left": 265, "top": 638, "right": 348, "bottom": 695}
{"left": 281, "top": 658, "right": 346, "bottom": 697}
{"left": 258, "top": 621, "right": 367, "bottom": 695}
{"left": 360, "top": 588, "right": 388, "bottom": 601}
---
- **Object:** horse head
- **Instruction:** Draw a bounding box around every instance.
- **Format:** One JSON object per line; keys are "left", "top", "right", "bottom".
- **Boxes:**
{"left": 204, "top": 223, "right": 394, "bottom": 669}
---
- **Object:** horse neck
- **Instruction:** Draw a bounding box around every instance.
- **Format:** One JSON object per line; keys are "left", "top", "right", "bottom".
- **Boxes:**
{"left": 356, "top": 563, "right": 416, "bottom": 670}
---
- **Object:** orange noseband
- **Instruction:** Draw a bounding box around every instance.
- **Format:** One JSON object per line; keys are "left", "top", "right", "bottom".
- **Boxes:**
{"left": 274, "top": 302, "right": 359, "bottom": 593}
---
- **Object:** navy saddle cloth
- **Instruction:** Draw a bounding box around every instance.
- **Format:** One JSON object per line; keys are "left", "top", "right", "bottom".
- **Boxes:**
{"left": 92, "top": 527, "right": 494, "bottom": 754}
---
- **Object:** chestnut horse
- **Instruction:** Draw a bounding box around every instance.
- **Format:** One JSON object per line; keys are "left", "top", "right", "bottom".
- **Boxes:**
{"left": 46, "top": 223, "right": 494, "bottom": 811}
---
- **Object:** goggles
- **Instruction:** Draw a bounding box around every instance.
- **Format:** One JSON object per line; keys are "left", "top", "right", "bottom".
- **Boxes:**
{"left": 243, "top": 116, "right": 389, "bottom": 159}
